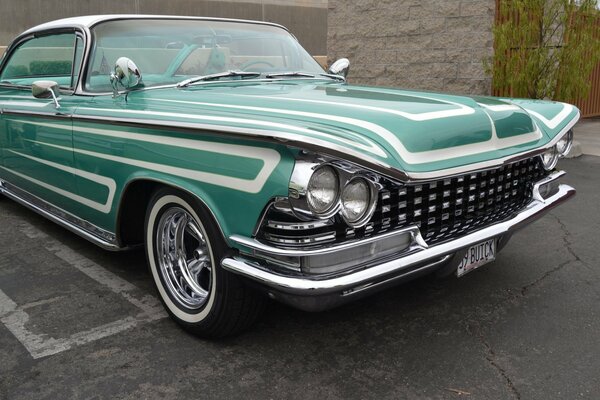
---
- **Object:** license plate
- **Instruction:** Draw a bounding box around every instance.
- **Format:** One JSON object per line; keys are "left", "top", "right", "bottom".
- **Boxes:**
{"left": 457, "top": 239, "right": 496, "bottom": 277}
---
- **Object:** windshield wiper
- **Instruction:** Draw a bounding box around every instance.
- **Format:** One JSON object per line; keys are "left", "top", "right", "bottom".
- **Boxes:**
{"left": 265, "top": 71, "right": 316, "bottom": 79}
{"left": 177, "top": 70, "right": 261, "bottom": 88}
{"left": 266, "top": 71, "right": 346, "bottom": 82}
{"left": 318, "top": 73, "right": 346, "bottom": 82}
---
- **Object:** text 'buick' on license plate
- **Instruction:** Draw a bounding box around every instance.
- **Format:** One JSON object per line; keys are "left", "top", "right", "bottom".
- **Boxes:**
{"left": 457, "top": 239, "right": 496, "bottom": 277}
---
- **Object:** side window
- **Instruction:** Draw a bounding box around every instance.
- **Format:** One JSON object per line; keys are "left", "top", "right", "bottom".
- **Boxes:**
{"left": 0, "top": 33, "right": 82, "bottom": 90}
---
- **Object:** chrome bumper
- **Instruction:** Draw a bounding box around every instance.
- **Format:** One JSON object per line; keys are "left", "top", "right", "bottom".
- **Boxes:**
{"left": 222, "top": 173, "right": 575, "bottom": 311}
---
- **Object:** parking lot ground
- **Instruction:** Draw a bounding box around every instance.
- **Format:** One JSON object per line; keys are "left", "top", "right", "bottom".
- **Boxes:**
{"left": 0, "top": 155, "right": 599, "bottom": 400}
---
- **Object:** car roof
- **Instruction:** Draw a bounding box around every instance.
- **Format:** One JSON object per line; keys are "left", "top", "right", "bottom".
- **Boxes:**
{"left": 22, "top": 14, "right": 287, "bottom": 35}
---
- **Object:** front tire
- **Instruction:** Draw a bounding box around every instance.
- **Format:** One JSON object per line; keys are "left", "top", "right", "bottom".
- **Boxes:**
{"left": 144, "top": 188, "right": 265, "bottom": 338}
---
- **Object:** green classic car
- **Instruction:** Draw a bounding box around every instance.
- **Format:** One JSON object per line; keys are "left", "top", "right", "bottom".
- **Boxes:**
{"left": 0, "top": 15, "right": 578, "bottom": 337}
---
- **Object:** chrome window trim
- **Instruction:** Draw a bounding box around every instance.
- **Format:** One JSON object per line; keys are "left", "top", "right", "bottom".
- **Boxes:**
{"left": 78, "top": 16, "right": 292, "bottom": 96}
{"left": 23, "top": 15, "right": 289, "bottom": 36}
{"left": 5, "top": 15, "right": 292, "bottom": 97}
{"left": 0, "top": 27, "right": 88, "bottom": 95}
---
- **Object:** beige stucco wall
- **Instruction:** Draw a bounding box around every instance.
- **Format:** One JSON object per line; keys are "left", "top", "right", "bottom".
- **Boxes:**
{"left": 327, "top": 0, "right": 496, "bottom": 95}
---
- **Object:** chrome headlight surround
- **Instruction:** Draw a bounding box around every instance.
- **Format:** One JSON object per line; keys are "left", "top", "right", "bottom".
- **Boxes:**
{"left": 539, "top": 145, "right": 559, "bottom": 171}
{"left": 556, "top": 129, "right": 574, "bottom": 158}
{"left": 287, "top": 157, "right": 379, "bottom": 226}
{"left": 340, "top": 176, "right": 379, "bottom": 228}
{"left": 288, "top": 160, "right": 340, "bottom": 220}
{"left": 306, "top": 165, "right": 340, "bottom": 216}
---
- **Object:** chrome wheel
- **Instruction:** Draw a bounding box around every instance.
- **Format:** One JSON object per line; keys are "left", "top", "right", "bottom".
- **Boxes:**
{"left": 156, "top": 207, "right": 212, "bottom": 309}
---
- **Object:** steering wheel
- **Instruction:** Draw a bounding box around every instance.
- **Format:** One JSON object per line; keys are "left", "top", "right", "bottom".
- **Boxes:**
{"left": 240, "top": 60, "right": 275, "bottom": 71}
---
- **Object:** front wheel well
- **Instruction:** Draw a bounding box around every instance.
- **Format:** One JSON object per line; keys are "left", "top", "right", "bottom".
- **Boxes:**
{"left": 117, "top": 180, "right": 162, "bottom": 247}
{"left": 117, "top": 180, "right": 227, "bottom": 248}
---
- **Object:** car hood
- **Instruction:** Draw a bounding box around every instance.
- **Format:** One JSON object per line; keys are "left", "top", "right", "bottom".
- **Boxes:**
{"left": 91, "top": 82, "right": 580, "bottom": 177}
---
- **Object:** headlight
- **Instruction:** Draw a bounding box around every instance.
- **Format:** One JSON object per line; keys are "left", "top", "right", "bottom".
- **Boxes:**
{"left": 341, "top": 178, "right": 376, "bottom": 226}
{"left": 307, "top": 166, "right": 339, "bottom": 215}
{"left": 556, "top": 129, "right": 574, "bottom": 157}
{"left": 540, "top": 146, "right": 559, "bottom": 171}
{"left": 287, "top": 158, "right": 378, "bottom": 226}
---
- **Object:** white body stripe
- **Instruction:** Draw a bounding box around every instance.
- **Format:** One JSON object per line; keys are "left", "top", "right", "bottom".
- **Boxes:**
{"left": 477, "top": 103, "right": 522, "bottom": 112}
{"left": 0, "top": 162, "right": 115, "bottom": 214}
{"left": 239, "top": 90, "right": 476, "bottom": 121}
{"left": 10, "top": 119, "right": 281, "bottom": 194}
{"left": 141, "top": 99, "right": 542, "bottom": 164}
{"left": 523, "top": 103, "right": 574, "bottom": 129}
{"left": 4, "top": 150, "right": 116, "bottom": 213}
{"left": 31, "top": 139, "right": 277, "bottom": 195}
{"left": 80, "top": 107, "right": 388, "bottom": 158}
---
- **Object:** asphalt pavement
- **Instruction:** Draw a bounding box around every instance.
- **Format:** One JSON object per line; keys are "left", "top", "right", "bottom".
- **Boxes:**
{"left": 0, "top": 155, "right": 599, "bottom": 400}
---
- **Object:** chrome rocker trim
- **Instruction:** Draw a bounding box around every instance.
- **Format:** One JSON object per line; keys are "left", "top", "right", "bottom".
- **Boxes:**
{"left": 222, "top": 172, "right": 574, "bottom": 311}
{"left": 0, "top": 179, "right": 122, "bottom": 251}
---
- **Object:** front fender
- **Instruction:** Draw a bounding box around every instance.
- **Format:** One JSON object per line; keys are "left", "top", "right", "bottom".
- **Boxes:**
{"left": 506, "top": 99, "right": 580, "bottom": 140}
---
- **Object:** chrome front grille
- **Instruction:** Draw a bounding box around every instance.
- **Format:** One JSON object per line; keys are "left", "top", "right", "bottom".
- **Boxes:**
{"left": 257, "top": 157, "right": 549, "bottom": 247}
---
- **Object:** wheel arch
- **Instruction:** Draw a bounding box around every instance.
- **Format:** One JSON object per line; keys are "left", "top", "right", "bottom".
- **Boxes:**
{"left": 116, "top": 174, "right": 229, "bottom": 248}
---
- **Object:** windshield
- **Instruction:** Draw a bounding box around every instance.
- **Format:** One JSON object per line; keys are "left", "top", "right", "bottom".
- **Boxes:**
{"left": 85, "top": 19, "right": 326, "bottom": 92}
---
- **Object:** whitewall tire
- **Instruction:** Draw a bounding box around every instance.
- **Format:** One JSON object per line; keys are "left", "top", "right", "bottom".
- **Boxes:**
{"left": 144, "top": 188, "right": 265, "bottom": 338}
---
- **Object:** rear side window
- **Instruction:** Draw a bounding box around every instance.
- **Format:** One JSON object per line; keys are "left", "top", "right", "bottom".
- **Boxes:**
{"left": 0, "top": 33, "right": 82, "bottom": 90}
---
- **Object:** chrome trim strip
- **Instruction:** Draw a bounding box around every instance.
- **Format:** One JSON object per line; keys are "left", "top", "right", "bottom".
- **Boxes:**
{"left": 0, "top": 26, "right": 89, "bottom": 95}
{"left": 341, "top": 255, "right": 452, "bottom": 296}
{"left": 0, "top": 110, "right": 579, "bottom": 184}
{"left": 222, "top": 182, "right": 575, "bottom": 296}
{"left": 0, "top": 179, "right": 123, "bottom": 251}
{"left": 23, "top": 15, "right": 289, "bottom": 35}
{"left": 266, "top": 219, "right": 334, "bottom": 231}
{"left": 532, "top": 170, "right": 566, "bottom": 202}
{"left": 0, "top": 108, "right": 576, "bottom": 184}
{"left": 230, "top": 226, "right": 427, "bottom": 257}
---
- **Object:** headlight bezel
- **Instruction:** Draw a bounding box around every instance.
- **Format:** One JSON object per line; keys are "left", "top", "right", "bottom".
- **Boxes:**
{"left": 556, "top": 129, "right": 574, "bottom": 158}
{"left": 340, "top": 176, "right": 379, "bottom": 227}
{"left": 287, "top": 158, "right": 379, "bottom": 226}
{"left": 306, "top": 165, "right": 340, "bottom": 217}
{"left": 540, "top": 145, "right": 559, "bottom": 171}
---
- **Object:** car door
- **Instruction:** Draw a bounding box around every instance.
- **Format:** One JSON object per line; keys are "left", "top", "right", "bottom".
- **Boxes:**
{"left": 0, "top": 31, "right": 84, "bottom": 215}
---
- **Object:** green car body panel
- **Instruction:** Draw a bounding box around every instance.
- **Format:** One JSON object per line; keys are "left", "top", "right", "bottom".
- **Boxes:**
{"left": 0, "top": 18, "right": 579, "bottom": 253}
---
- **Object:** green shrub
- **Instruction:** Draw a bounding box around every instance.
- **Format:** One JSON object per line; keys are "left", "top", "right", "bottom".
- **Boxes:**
{"left": 487, "top": 0, "right": 600, "bottom": 101}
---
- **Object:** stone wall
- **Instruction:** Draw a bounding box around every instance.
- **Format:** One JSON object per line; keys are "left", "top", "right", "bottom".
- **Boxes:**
{"left": 327, "top": 0, "right": 496, "bottom": 95}
{"left": 0, "top": 0, "right": 327, "bottom": 55}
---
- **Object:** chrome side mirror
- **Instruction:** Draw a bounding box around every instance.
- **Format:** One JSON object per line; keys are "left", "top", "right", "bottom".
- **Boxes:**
{"left": 328, "top": 58, "right": 350, "bottom": 79}
{"left": 32, "top": 80, "right": 61, "bottom": 108}
{"left": 110, "top": 57, "right": 142, "bottom": 98}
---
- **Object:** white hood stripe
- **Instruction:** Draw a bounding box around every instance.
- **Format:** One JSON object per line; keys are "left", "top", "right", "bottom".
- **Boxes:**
{"left": 223, "top": 93, "right": 476, "bottom": 121}
{"left": 143, "top": 98, "right": 543, "bottom": 164}
{"left": 523, "top": 103, "right": 574, "bottom": 129}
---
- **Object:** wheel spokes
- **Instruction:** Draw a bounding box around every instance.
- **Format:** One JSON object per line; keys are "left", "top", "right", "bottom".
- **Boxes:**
{"left": 155, "top": 206, "right": 213, "bottom": 310}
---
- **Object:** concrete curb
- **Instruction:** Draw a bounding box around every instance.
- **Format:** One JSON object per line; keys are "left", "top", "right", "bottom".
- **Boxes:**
{"left": 564, "top": 140, "right": 583, "bottom": 158}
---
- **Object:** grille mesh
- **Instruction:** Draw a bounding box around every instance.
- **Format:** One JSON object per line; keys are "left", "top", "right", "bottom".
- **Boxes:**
{"left": 258, "top": 157, "right": 549, "bottom": 247}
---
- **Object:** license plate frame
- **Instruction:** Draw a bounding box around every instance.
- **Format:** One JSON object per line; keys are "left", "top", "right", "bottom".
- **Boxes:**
{"left": 456, "top": 239, "right": 496, "bottom": 277}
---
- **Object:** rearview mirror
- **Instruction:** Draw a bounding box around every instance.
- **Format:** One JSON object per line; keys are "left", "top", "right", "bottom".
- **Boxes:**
{"left": 328, "top": 58, "right": 350, "bottom": 79}
{"left": 32, "top": 80, "right": 61, "bottom": 109}
{"left": 110, "top": 57, "right": 142, "bottom": 98}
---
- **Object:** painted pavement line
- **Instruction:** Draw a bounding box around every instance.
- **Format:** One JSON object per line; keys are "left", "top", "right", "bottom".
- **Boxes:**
{"left": 0, "top": 221, "right": 167, "bottom": 359}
